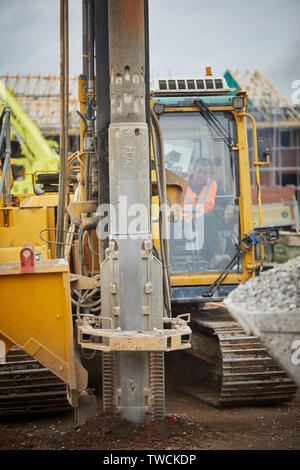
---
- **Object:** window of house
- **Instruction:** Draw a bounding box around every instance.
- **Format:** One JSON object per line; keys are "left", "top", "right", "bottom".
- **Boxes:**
{"left": 280, "top": 130, "right": 291, "bottom": 147}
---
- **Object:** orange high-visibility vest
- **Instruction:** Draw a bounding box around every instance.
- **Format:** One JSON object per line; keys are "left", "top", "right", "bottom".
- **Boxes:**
{"left": 182, "top": 177, "right": 217, "bottom": 221}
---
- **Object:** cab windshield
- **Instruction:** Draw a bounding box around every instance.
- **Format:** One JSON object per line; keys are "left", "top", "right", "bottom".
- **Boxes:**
{"left": 159, "top": 111, "right": 241, "bottom": 275}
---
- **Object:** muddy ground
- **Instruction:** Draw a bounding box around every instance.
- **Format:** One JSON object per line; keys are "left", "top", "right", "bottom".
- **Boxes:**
{"left": 0, "top": 388, "right": 299, "bottom": 451}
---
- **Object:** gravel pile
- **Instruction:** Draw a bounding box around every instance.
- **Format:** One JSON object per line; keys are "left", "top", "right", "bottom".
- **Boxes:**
{"left": 225, "top": 256, "right": 300, "bottom": 314}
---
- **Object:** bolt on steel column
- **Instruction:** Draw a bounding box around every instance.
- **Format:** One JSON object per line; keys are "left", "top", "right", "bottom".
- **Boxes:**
{"left": 101, "top": 0, "right": 164, "bottom": 423}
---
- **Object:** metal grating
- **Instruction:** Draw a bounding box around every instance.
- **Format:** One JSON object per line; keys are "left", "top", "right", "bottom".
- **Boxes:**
{"left": 154, "top": 77, "right": 229, "bottom": 94}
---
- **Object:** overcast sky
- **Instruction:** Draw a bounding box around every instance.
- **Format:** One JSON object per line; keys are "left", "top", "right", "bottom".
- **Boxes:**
{"left": 0, "top": 0, "right": 299, "bottom": 101}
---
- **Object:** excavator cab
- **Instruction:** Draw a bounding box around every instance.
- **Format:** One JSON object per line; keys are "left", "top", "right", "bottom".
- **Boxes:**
{"left": 151, "top": 76, "right": 251, "bottom": 309}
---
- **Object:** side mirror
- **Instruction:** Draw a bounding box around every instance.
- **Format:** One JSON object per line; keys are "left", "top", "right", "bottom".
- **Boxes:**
{"left": 258, "top": 137, "right": 271, "bottom": 163}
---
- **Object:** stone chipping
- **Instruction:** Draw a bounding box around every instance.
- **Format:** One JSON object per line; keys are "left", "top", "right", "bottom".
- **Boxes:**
{"left": 226, "top": 256, "right": 300, "bottom": 314}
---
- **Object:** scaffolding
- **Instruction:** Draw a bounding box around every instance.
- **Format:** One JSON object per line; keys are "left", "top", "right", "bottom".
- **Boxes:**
{"left": 0, "top": 74, "right": 80, "bottom": 136}
{"left": 225, "top": 69, "right": 300, "bottom": 189}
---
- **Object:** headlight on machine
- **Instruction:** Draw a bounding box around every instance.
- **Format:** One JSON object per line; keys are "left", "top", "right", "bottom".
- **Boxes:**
{"left": 232, "top": 96, "right": 244, "bottom": 111}
{"left": 153, "top": 103, "right": 165, "bottom": 116}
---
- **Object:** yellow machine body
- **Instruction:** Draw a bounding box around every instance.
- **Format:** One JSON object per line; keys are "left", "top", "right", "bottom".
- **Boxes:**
{"left": 0, "top": 259, "right": 87, "bottom": 405}
{"left": 0, "top": 196, "right": 57, "bottom": 262}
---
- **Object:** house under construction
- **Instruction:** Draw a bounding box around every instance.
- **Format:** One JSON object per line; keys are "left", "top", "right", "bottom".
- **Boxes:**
{"left": 0, "top": 74, "right": 80, "bottom": 154}
{"left": 225, "top": 70, "right": 300, "bottom": 192}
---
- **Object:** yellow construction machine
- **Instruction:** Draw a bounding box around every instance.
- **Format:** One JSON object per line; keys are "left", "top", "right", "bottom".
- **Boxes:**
{"left": 0, "top": 0, "right": 297, "bottom": 423}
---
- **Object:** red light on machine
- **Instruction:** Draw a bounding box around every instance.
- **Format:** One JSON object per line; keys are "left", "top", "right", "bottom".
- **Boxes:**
{"left": 20, "top": 243, "right": 35, "bottom": 273}
{"left": 205, "top": 66, "right": 212, "bottom": 76}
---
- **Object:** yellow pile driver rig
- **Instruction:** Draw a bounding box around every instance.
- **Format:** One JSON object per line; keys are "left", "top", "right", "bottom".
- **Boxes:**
{"left": 0, "top": 0, "right": 297, "bottom": 423}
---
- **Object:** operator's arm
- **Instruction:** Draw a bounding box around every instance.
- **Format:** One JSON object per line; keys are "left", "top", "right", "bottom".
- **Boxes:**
{"left": 224, "top": 203, "right": 234, "bottom": 224}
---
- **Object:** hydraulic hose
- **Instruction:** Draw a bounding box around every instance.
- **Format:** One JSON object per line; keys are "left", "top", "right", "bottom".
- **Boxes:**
{"left": 56, "top": 0, "right": 69, "bottom": 258}
{"left": 150, "top": 107, "right": 172, "bottom": 316}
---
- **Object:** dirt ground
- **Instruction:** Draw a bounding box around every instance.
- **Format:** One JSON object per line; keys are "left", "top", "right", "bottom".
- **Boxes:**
{"left": 0, "top": 387, "right": 299, "bottom": 451}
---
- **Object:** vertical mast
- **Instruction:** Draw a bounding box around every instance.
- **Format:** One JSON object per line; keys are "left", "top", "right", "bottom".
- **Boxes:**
{"left": 101, "top": 0, "right": 164, "bottom": 422}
